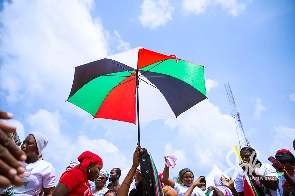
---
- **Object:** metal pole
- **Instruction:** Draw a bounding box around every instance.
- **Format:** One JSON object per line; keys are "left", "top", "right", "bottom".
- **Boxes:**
{"left": 136, "top": 69, "right": 140, "bottom": 146}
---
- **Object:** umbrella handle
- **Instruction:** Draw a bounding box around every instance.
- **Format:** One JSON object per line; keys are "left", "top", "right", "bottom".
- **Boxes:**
{"left": 136, "top": 69, "right": 140, "bottom": 146}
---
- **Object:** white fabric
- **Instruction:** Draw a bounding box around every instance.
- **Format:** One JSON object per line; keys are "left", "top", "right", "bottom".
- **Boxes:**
{"left": 234, "top": 163, "right": 278, "bottom": 196}
{"left": 173, "top": 182, "right": 205, "bottom": 196}
{"left": 11, "top": 159, "right": 55, "bottom": 195}
{"left": 278, "top": 171, "right": 295, "bottom": 196}
{"left": 93, "top": 187, "right": 109, "bottom": 196}
{"left": 106, "top": 47, "right": 142, "bottom": 69}
{"left": 30, "top": 132, "right": 48, "bottom": 154}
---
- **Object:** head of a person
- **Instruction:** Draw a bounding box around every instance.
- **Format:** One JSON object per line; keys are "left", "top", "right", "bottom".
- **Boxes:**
{"left": 77, "top": 151, "right": 103, "bottom": 181}
{"left": 293, "top": 139, "right": 295, "bottom": 151}
{"left": 162, "top": 185, "right": 178, "bottom": 196}
{"left": 104, "top": 189, "right": 117, "bottom": 196}
{"left": 177, "top": 168, "right": 194, "bottom": 187}
{"left": 95, "top": 170, "right": 109, "bottom": 188}
{"left": 21, "top": 132, "right": 48, "bottom": 157}
{"left": 109, "top": 168, "right": 121, "bottom": 182}
{"left": 275, "top": 149, "right": 295, "bottom": 176}
{"left": 240, "top": 146, "right": 261, "bottom": 167}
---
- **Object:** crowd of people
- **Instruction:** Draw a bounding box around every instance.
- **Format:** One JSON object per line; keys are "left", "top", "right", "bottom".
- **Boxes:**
{"left": 0, "top": 109, "right": 294, "bottom": 196}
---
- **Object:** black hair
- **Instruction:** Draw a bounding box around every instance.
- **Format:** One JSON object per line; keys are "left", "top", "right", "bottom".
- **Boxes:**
{"left": 128, "top": 180, "right": 147, "bottom": 196}
{"left": 104, "top": 189, "right": 118, "bottom": 196}
{"left": 275, "top": 152, "right": 295, "bottom": 164}
{"left": 177, "top": 168, "right": 194, "bottom": 183}
{"left": 240, "top": 146, "right": 262, "bottom": 167}
{"left": 114, "top": 168, "right": 121, "bottom": 178}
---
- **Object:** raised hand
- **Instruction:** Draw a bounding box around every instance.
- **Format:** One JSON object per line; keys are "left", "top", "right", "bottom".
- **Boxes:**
{"left": 0, "top": 110, "right": 26, "bottom": 188}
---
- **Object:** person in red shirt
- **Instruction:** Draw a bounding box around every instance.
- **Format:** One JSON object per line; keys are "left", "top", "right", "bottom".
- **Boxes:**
{"left": 53, "top": 151, "right": 103, "bottom": 196}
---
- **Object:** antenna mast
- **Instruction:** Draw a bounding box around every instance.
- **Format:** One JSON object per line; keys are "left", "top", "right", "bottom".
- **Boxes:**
{"left": 224, "top": 83, "right": 250, "bottom": 150}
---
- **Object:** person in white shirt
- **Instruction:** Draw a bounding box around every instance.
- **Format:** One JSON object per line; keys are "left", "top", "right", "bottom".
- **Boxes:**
{"left": 0, "top": 132, "right": 56, "bottom": 196}
{"left": 162, "top": 157, "right": 205, "bottom": 196}
{"left": 234, "top": 146, "right": 278, "bottom": 196}
{"left": 272, "top": 149, "right": 295, "bottom": 196}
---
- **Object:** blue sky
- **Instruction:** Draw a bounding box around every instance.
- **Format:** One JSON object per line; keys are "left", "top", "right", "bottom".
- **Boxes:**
{"left": 0, "top": 0, "right": 294, "bottom": 186}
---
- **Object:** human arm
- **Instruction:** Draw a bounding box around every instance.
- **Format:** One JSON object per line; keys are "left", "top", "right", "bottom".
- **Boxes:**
{"left": 162, "top": 157, "right": 175, "bottom": 188}
{"left": 52, "top": 183, "right": 69, "bottom": 196}
{"left": 282, "top": 180, "right": 292, "bottom": 196}
{"left": 183, "top": 176, "right": 205, "bottom": 196}
{"left": 220, "top": 176, "right": 239, "bottom": 196}
{"left": 117, "top": 146, "right": 140, "bottom": 196}
{"left": 272, "top": 162, "right": 295, "bottom": 191}
{"left": 252, "top": 168, "right": 278, "bottom": 191}
{"left": 43, "top": 187, "right": 55, "bottom": 196}
{"left": 0, "top": 110, "right": 26, "bottom": 188}
{"left": 233, "top": 172, "right": 244, "bottom": 196}
{"left": 206, "top": 186, "right": 225, "bottom": 196}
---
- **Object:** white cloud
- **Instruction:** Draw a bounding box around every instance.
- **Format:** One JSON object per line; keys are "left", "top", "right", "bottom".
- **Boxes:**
{"left": 0, "top": 0, "right": 135, "bottom": 181}
{"left": 182, "top": 0, "right": 210, "bottom": 15}
{"left": 205, "top": 78, "right": 218, "bottom": 93}
{"left": 162, "top": 100, "right": 239, "bottom": 177}
{"left": 290, "top": 93, "right": 295, "bottom": 102}
{"left": 0, "top": 0, "right": 108, "bottom": 106}
{"left": 181, "top": 0, "right": 247, "bottom": 16}
{"left": 139, "top": 0, "right": 174, "bottom": 29}
{"left": 253, "top": 98, "right": 266, "bottom": 119}
{"left": 106, "top": 30, "right": 131, "bottom": 54}
{"left": 269, "top": 126, "right": 295, "bottom": 155}
{"left": 25, "top": 109, "right": 129, "bottom": 180}
{"left": 215, "top": 0, "right": 246, "bottom": 16}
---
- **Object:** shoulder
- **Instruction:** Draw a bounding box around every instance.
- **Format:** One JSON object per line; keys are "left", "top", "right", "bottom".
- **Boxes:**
{"left": 173, "top": 182, "right": 181, "bottom": 189}
{"left": 193, "top": 186, "right": 205, "bottom": 195}
{"left": 172, "top": 182, "right": 182, "bottom": 192}
{"left": 257, "top": 163, "right": 276, "bottom": 176}
{"left": 38, "top": 160, "right": 56, "bottom": 172}
{"left": 235, "top": 169, "right": 245, "bottom": 181}
{"left": 37, "top": 159, "right": 55, "bottom": 168}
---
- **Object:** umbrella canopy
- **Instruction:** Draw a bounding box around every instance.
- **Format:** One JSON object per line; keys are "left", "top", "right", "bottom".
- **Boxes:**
{"left": 67, "top": 47, "right": 207, "bottom": 144}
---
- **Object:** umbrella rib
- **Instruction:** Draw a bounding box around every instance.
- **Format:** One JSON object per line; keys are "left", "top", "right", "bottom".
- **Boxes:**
{"left": 112, "top": 60, "right": 135, "bottom": 74}
{"left": 139, "top": 60, "right": 164, "bottom": 75}
{"left": 138, "top": 77, "right": 158, "bottom": 89}
{"left": 104, "top": 73, "right": 130, "bottom": 77}
{"left": 115, "top": 76, "right": 136, "bottom": 87}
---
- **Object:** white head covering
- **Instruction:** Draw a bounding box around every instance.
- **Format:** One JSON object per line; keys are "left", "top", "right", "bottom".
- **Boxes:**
{"left": 30, "top": 132, "right": 48, "bottom": 155}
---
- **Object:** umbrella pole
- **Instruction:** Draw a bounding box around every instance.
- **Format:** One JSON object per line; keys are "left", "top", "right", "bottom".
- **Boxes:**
{"left": 136, "top": 70, "right": 140, "bottom": 146}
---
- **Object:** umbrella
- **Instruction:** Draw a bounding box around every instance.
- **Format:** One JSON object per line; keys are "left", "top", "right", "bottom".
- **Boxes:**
{"left": 67, "top": 47, "right": 207, "bottom": 145}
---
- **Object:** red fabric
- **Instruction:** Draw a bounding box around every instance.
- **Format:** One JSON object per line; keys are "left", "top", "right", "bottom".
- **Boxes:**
{"left": 95, "top": 74, "right": 136, "bottom": 123}
{"left": 137, "top": 48, "right": 174, "bottom": 69}
{"left": 276, "top": 149, "right": 292, "bottom": 154}
{"left": 158, "top": 173, "right": 165, "bottom": 187}
{"left": 59, "top": 167, "right": 93, "bottom": 196}
{"left": 78, "top": 151, "right": 103, "bottom": 177}
{"left": 243, "top": 176, "right": 256, "bottom": 196}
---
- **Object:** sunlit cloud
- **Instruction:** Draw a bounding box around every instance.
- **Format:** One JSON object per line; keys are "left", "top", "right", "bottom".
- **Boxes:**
{"left": 205, "top": 78, "right": 218, "bottom": 93}
{"left": 253, "top": 98, "right": 266, "bottom": 119}
{"left": 181, "top": 0, "right": 247, "bottom": 16}
{"left": 139, "top": 0, "right": 174, "bottom": 29}
{"left": 269, "top": 126, "right": 295, "bottom": 154}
